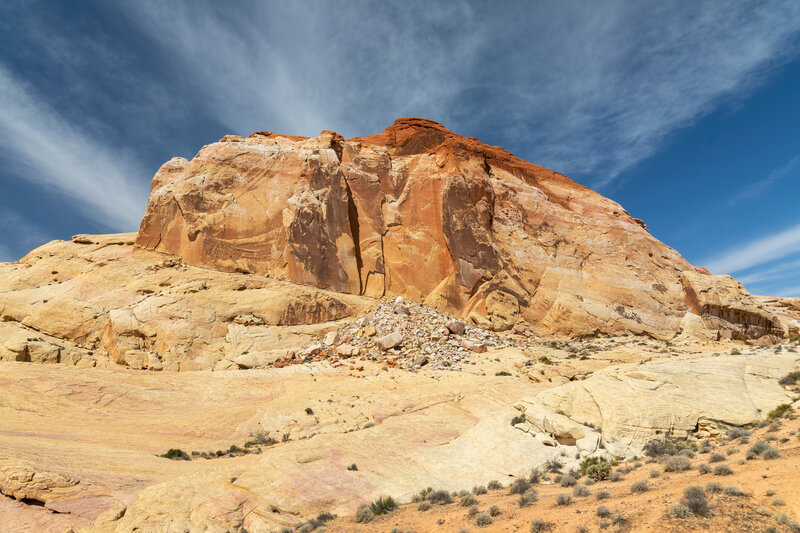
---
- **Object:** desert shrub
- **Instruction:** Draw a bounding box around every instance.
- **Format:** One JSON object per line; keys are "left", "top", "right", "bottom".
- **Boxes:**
{"left": 775, "top": 512, "right": 800, "bottom": 532}
{"left": 417, "top": 501, "right": 431, "bottom": 511}
{"left": 713, "top": 464, "right": 733, "bottom": 476}
{"left": 428, "top": 490, "right": 453, "bottom": 505}
{"left": 727, "top": 427, "right": 751, "bottom": 440}
{"left": 544, "top": 458, "right": 563, "bottom": 473}
{"left": 644, "top": 437, "right": 693, "bottom": 457}
{"left": 705, "top": 482, "right": 723, "bottom": 493}
{"left": 530, "top": 519, "right": 553, "bottom": 532}
{"left": 611, "top": 513, "right": 628, "bottom": 526}
{"left": 709, "top": 453, "right": 725, "bottom": 463}
{"left": 768, "top": 404, "right": 792, "bottom": 420}
{"left": 511, "top": 414, "right": 526, "bottom": 426}
{"left": 473, "top": 485, "right": 487, "bottom": 495}
{"left": 723, "top": 485, "right": 746, "bottom": 496}
{"left": 650, "top": 469, "right": 661, "bottom": 478}
{"left": 763, "top": 446, "right": 781, "bottom": 460}
{"left": 460, "top": 494, "right": 477, "bottom": 507}
{"left": 580, "top": 457, "right": 612, "bottom": 481}
{"left": 609, "top": 471, "right": 623, "bottom": 482}
{"left": 354, "top": 504, "right": 374, "bottom": 523}
{"left": 370, "top": 496, "right": 396, "bottom": 515}
{"left": 412, "top": 487, "right": 432, "bottom": 502}
{"left": 489, "top": 505, "right": 501, "bottom": 516}
{"left": 560, "top": 475, "right": 578, "bottom": 487}
{"left": 597, "top": 505, "right": 611, "bottom": 517}
{"left": 631, "top": 480, "right": 649, "bottom": 493}
{"left": 773, "top": 497, "right": 786, "bottom": 506}
{"left": 529, "top": 468, "right": 541, "bottom": 484}
{"left": 468, "top": 504, "right": 479, "bottom": 516}
{"left": 779, "top": 371, "right": 800, "bottom": 386}
{"left": 662, "top": 455, "right": 691, "bottom": 472}
{"left": 698, "top": 463, "right": 712, "bottom": 474}
{"left": 475, "top": 512, "right": 493, "bottom": 527}
{"left": 244, "top": 430, "right": 277, "bottom": 447}
{"left": 574, "top": 485, "right": 591, "bottom": 497}
{"left": 757, "top": 507, "right": 772, "bottom": 516}
{"left": 766, "top": 488, "right": 776, "bottom": 496}
{"left": 596, "top": 490, "right": 611, "bottom": 500}
{"left": 751, "top": 442, "right": 770, "bottom": 453}
{"left": 762, "top": 528, "right": 779, "bottom": 533}
{"left": 161, "top": 448, "right": 190, "bottom": 461}
{"left": 519, "top": 488, "right": 538, "bottom": 507}
{"left": 487, "top": 480, "right": 503, "bottom": 490}
{"left": 731, "top": 349, "right": 741, "bottom": 355}
{"left": 347, "top": 463, "right": 358, "bottom": 471}
{"left": 509, "top": 478, "right": 531, "bottom": 494}
{"left": 556, "top": 493, "right": 572, "bottom": 506}
{"left": 669, "top": 503, "right": 690, "bottom": 518}
{"left": 683, "top": 486, "right": 710, "bottom": 516}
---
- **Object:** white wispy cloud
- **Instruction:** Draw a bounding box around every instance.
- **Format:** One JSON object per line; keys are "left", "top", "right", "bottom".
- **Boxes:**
{"left": 703, "top": 222, "right": 800, "bottom": 274}
{"left": 116, "top": 1, "right": 800, "bottom": 186}
{"left": 727, "top": 155, "right": 800, "bottom": 207}
{"left": 0, "top": 64, "right": 149, "bottom": 230}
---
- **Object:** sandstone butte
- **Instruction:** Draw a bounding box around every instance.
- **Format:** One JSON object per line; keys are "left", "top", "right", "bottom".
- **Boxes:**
{"left": 134, "top": 117, "right": 791, "bottom": 342}
{"left": 1, "top": 118, "right": 800, "bottom": 533}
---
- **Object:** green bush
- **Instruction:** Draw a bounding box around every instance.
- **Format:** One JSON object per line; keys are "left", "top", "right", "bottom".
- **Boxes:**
{"left": 768, "top": 404, "right": 792, "bottom": 420}
{"left": 580, "top": 457, "right": 612, "bottom": 481}
{"left": 161, "top": 448, "right": 190, "bottom": 461}
{"left": 369, "top": 496, "right": 396, "bottom": 515}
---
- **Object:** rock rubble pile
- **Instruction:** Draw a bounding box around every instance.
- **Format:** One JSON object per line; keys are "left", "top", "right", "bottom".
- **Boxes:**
{"left": 275, "top": 297, "right": 512, "bottom": 371}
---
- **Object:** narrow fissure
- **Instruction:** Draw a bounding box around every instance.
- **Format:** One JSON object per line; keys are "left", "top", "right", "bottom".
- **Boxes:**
{"left": 344, "top": 180, "right": 364, "bottom": 294}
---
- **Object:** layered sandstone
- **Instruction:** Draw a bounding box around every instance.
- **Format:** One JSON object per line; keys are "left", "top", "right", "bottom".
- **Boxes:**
{"left": 134, "top": 118, "right": 789, "bottom": 340}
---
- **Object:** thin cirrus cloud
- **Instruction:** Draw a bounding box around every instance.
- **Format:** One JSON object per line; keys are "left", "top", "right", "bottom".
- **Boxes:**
{"left": 116, "top": 1, "right": 800, "bottom": 188}
{"left": 702, "top": 222, "right": 800, "bottom": 277}
{"left": 0, "top": 64, "right": 149, "bottom": 231}
{"left": 726, "top": 154, "right": 800, "bottom": 207}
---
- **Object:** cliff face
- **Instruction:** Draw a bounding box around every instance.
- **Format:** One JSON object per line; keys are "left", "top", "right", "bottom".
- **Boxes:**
{"left": 136, "top": 117, "right": 780, "bottom": 340}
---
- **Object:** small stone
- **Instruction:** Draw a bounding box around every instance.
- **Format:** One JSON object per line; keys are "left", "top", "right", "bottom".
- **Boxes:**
{"left": 376, "top": 331, "right": 404, "bottom": 350}
{"left": 446, "top": 321, "right": 466, "bottom": 335}
{"left": 462, "top": 340, "right": 487, "bottom": 353}
{"left": 323, "top": 331, "right": 339, "bottom": 346}
{"left": 414, "top": 354, "right": 429, "bottom": 367}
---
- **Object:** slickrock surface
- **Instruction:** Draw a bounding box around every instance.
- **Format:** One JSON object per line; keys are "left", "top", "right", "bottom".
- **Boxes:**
{"left": 1, "top": 339, "right": 797, "bottom": 531}
{"left": 0, "top": 234, "right": 369, "bottom": 371}
{"left": 134, "top": 117, "right": 794, "bottom": 341}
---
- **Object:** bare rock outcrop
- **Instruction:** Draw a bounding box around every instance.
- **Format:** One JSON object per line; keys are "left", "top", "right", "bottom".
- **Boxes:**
{"left": 0, "top": 234, "right": 369, "bottom": 370}
{"left": 134, "top": 117, "right": 790, "bottom": 341}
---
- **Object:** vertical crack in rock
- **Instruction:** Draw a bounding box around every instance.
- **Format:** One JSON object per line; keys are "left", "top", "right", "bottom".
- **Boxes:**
{"left": 344, "top": 179, "right": 364, "bottom": 294}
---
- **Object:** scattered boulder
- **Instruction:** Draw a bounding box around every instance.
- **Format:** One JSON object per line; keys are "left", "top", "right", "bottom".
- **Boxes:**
{"left": 446, "top": 321, "right": 466, "bottom": 335}
{"left": 376, "top": 331, "right": 403, "bottom": 350}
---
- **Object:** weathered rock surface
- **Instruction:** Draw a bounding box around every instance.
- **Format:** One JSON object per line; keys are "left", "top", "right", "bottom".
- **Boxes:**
{"left": 133, "top": 117, "right": 793, "bottom": 341}
{"left": 516, "top": 352, "right": 800, "bottom": 459}
{"left": 681, "top": 271, "right": 785, "bottom": 342}
{"left": 0, "top": 234, "right": 369, "bottom": 370}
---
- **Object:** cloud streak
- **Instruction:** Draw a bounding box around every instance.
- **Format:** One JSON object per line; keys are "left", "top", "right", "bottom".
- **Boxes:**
{"left": 0, "top": 64, "right": 149, "bottom": 231}
{"left": 116, "top": 0, "right": 800, "bottom": 187}
{"left": 727, "top": 155, "right": 800, "bottom": 207}
{"left": 703, "top": 222, "right": 800, "bottom": 274}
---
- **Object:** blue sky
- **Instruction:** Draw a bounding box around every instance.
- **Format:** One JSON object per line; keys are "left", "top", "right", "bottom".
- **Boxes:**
{"left": 1, "top": 1, "right": 799, "bottom": 297}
